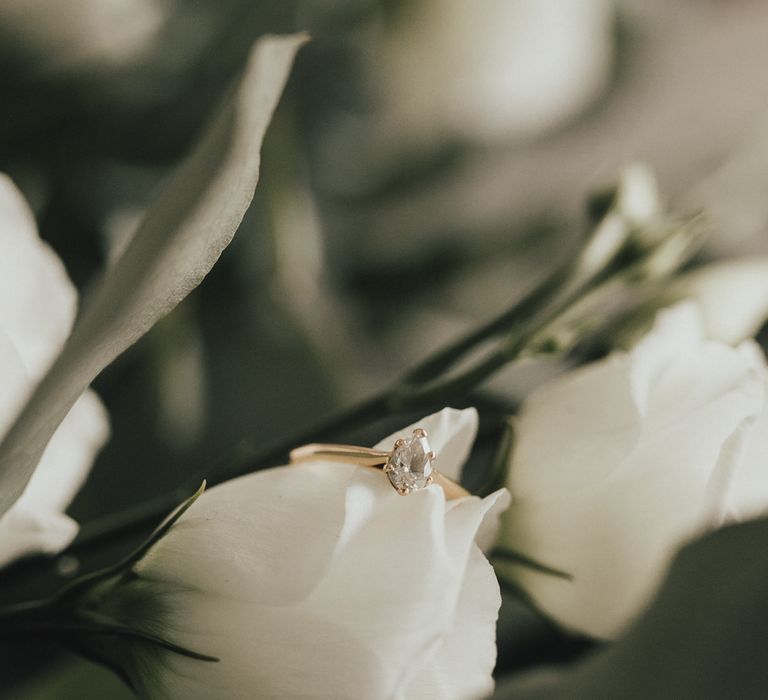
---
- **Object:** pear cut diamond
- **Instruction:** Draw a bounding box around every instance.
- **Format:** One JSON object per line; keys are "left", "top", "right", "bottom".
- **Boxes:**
{"left": 385, "top": 430, "right": 434, "bottom": 494}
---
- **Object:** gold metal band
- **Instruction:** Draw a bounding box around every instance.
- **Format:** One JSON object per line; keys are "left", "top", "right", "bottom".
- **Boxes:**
{"left": 289, "top": 444, "right": 390, "bottom": 467}
{"left": 289, "top": 442, "right": 470, "bottom": 500}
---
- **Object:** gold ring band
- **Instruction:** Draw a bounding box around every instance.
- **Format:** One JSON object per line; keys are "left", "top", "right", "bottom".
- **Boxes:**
{"left": 289, "top": 428, "right": 469, "bottom": 500}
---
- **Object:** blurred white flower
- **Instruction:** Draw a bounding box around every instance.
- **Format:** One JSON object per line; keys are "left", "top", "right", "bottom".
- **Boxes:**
{"left": 497, "top": 303, "right": 768, "bottom": 639}
{"left": 0, "top": 0, "right": 164, "bottom": 74}
{"left": 318, "top": 0, "right": 614, "bottom": 198}
{"left": 95, "top": 408, "right": 509, "bottom": 700}
{"left": 0, "top": 174, "right": 108, "bottom": 566}
{"left": 378, "top": 0, "right": 614, "bottom": 144}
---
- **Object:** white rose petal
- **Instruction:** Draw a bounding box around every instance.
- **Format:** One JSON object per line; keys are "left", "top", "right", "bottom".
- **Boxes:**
{"left": 111, "top": 408, "right": 508, "bottom": 700}
{"left": 0, "top": 330, "right": 33, "bottom": 440}
{"left": 20, "top": 390, "right": 109, "bottom": 514}
{"left": 0, "top": 390, "right": 108, "bottom": 566}
{"left": 726, "top": 387, "right": 768, "bottom": 520}
{"left": 0, "top": 503, "right": 79, "bottom": 565}
{"left": 498, "top": 303, "right": 768, "bottom": 639}
{"left": 0, "top": 174, "right": 76, "bottom": 378}
{"left": 0, "top": 177, "right": 109, "bottom": 566}
{"left": 670, "top": 257, "right": 768, "bottom": 344}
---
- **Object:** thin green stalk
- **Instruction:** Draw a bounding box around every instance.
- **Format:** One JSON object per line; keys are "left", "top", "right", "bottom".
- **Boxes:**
{"left": 0, "top": 595, "right": 217, "bottom": 662}
{"left": 492, "top": 547, "right": 573, "bottom": 581}
{"left": 0, "top": 168, "right": 701, "bottom": 599}
{"left": 403, "top": 264, "right": 571, "bottom": 385}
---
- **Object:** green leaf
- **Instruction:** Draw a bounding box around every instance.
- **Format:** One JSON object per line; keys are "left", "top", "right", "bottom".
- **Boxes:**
{"left": 58, "top": 482, "right": 207, "bottom": 600}
{"left": 492, "top": 546, "right": 573, "bottom": 581}
{"left": 476, "top": 417, "right": 515, "bottom": 497}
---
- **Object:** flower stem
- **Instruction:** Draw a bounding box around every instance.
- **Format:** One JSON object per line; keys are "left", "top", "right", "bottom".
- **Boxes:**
{"left": 0, "top": 166, "right": 703, "bottom": 600}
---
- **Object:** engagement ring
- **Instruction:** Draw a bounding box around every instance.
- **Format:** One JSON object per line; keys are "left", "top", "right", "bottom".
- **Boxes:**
{"left": 289, "top": 428, "right": 469, "bottom": 499}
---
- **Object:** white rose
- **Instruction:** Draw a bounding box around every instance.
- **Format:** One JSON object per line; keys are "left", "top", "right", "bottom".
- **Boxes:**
{"left": 0, "top": 175, "right": 108, "bottom": 566}
{"left": 0, "top": 0, "right": 163, "bottom": 67}
{"left": 90, "top": 408, "right": 509, "bottom": 700}
{"left": 496, "top": 303, "right": 768, "bottom": 639}
{"left": 378, "top": 0, "right": 613, "bottom": 144}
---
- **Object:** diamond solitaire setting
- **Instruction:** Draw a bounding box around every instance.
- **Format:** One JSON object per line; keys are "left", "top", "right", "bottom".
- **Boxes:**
{"left": 288, "top": 426, "right": 470, "bottom": 498}
{"left": 384, "top": 428, "right": 436, "bottom": 495}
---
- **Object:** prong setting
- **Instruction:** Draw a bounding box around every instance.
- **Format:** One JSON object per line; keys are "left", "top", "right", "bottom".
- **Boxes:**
{"left": 385, "top": 428, "right": 435, "bottom": 495}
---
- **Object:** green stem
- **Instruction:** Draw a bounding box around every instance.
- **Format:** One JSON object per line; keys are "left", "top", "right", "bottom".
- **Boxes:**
{"left": 492, "top": 547, "right": 573, "bottom": 581}
{"left": 0, "top": 596, "right": 217, "bottom": 662}
{"left": 0, "top": 597, "right": 52, "bottom": 634}
{"left": 0, "top": 173, "right": 699, "bottom": 600}
{"left": 402, "top": 264, "right": 571, "bottom": 385}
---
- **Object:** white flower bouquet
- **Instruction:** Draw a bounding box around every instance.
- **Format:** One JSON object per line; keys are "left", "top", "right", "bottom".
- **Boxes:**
{"left": 2, "top": 4, "right": 768, "bottom": 700}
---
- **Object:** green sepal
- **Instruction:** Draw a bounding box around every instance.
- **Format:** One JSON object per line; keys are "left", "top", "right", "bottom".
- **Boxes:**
{"left": 58, "top": 480, "right": 206, "bottom": 601}
{"left": 0, "top": 482, "right": 216, "bottom": 673}
{"left": 492, "top": 546, "right": 573, "bottom": 581}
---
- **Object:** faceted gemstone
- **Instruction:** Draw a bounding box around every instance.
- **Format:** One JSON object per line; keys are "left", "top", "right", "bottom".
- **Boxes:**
{"left": 385, "top": 431, "right": 434, "bottom": 493}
